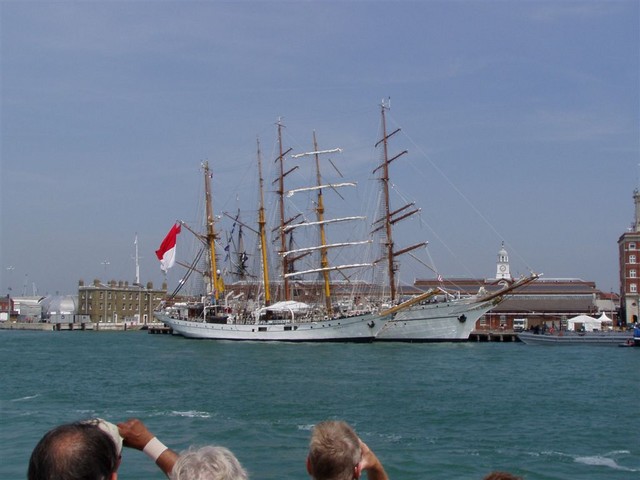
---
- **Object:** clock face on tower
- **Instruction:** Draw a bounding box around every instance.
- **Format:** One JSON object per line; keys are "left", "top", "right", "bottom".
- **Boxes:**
{"left": 499, "top": 265, "right": 506, "bottom": 272}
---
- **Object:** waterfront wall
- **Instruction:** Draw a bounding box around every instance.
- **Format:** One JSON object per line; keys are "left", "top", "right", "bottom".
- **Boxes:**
{"left": 0, "top": 322, "right": 163, "bottom": 332}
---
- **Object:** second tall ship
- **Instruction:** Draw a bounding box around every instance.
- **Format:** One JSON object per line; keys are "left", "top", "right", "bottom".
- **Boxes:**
{"left": 370, "top": 100, "right": 537, "bottom": 341}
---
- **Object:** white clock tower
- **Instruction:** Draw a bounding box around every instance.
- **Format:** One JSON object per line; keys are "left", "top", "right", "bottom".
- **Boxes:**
{"left": 496, "top": 242, "right": 512, "bottom": 280}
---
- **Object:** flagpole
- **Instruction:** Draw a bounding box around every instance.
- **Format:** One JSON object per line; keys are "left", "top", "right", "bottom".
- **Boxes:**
{"left": 134, "top": 233, "right": 140, "bottom": 285}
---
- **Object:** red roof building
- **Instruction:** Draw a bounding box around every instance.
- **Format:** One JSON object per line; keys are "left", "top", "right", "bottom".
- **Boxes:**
{"left": 617, "top": 189, "right": 640, "bottom": 326}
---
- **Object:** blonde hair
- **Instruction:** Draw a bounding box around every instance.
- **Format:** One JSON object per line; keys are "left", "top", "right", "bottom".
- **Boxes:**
{"left": 308, "top": 421, "right": 361, "bottom": 480}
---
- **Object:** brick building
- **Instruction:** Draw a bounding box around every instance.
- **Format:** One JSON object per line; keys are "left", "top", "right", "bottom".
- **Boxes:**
{"left": 0, "top": 295, "right": 15, "bottom": 322}
{"left": 77, "top": 279, "right": 166, "bottom": 324}
{"left": 618, "top": 189, "right": 640, "bottom": 326}
{"left": 413, "top": 245, "right": 618, "bottom": 331}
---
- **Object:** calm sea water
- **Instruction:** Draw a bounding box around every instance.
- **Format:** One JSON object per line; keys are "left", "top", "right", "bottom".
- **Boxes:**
{"left": 1, "top": 330, "right": 637, "bottom": 480}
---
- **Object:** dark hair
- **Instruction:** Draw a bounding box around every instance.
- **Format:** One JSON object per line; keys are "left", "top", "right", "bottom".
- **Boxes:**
{"left": 28, "top": 422, "right": 119, "bottom": 480}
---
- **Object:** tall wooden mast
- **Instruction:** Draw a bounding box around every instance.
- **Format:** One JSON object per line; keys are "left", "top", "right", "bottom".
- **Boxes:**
{"left": 274, "top": 119, "right": 295, "bottom": 300}
{"left": 203, "top": 161, "right": 223, "bottom": 302}
{"left": 312, "top": 131, "right": 332, "bottom": 313}
{"left": 373, "top": 100, "right": 426, "bottom": 302}
{"left": 380, "top": 102, "right": 397, "bottom": 300}
{"left": 256, "top": 139, "right": 271, "bottom": 306}
{"left": 288, "top": 136, "right": 371, "bottom": 315}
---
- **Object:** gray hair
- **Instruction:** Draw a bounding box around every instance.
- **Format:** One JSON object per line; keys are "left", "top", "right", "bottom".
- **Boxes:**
{"left": 170, "top": 446, "right": 248, "bottom": 480}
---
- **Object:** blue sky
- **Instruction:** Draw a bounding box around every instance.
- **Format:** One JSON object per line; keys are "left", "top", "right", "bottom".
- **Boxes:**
{"left": 1, "top": 0, "right": 638, "bottom": 297}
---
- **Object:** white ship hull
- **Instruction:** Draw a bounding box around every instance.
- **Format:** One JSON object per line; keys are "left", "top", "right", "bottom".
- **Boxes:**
{"left": 155, "top": 311, "right": 388, "bottom": 342}
{"left": 376, "top": 297, "right": 494, "bottom": 341}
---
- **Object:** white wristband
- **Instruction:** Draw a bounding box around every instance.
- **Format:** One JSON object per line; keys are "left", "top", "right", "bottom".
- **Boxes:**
{"left": 143, "top": 437, "right": 168, "bottom": 461}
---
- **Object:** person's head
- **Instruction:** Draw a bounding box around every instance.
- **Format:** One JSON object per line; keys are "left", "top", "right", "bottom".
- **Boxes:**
{"left": 170, "top": 446, "right": 248, "bottom": 480}
{"left": 28, "top": 422, "right": 120, "bottom": 480}
{"left": 306, "top": 421, "right": 361, "bottom": 480}
{"left": 483, "top": 472, "right": 523, "bottom": 480}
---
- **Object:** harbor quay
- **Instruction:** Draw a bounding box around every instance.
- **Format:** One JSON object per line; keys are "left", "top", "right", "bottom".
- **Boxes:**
{"left": 0, "top": 321, "right": 166, "bottom": 332}
{"left": 468, "top": 331, "right": 519, "bottom": 342}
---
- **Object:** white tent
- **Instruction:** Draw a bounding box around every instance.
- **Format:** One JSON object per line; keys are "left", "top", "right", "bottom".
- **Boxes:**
{"left": 566, "top": 314, "right": 601, "bottom": 332}
{"left": 253, "top": 300, "right": 312, "bottom": 321}
{"left": 597, "top": 312, "right": 614, "bottom": 330}
{"left": 597, "top": 312, "right": 613, "bottom": 323}
{"left": 264, "top": 301, "right": 311, "bottom": 312}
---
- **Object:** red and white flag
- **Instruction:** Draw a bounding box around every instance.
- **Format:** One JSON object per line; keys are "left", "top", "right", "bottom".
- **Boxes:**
{"left": 155, "top": 223, "right": 181, "bottom": 272}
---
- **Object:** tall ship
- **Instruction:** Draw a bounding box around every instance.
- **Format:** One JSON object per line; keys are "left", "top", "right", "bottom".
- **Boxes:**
{"left": 371, "top": 101, "right": 537, "bottom": 341}
{"left": 154, "top": 129, "right": 429, "bottom": 341}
